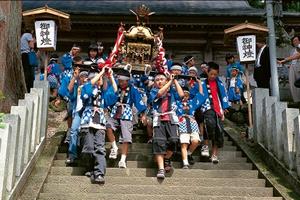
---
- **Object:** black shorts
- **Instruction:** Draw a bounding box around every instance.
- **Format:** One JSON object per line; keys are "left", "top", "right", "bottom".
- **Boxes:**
{"left": 203, "top": 109, "right": 224, "bottom": 148}
{"left": 194, "top": 108, "right": 204, "bottom": 124}
{"left": 152, "top": 121, "right": 179, "bottom": 154}
{"left": 194, "top": 108, "right": 209, "bottom": 139}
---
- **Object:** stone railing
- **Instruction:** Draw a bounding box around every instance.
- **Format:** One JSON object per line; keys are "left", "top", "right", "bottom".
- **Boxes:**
{"left": 0, "top": 80, "right": 49, "bottom": 200}
{"left": 253, "top": 88, "right": 300, "bottom": 178}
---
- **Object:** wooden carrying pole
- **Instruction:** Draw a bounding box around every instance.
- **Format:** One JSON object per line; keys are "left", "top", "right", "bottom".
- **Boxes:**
{"left": 245, "top": 63, "right": 252, "bottom": 127}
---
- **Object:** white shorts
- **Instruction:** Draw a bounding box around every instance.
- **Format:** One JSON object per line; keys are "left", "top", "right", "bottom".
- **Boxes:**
{"left": 180, "top": 132, "right": 201, "bottom": 144}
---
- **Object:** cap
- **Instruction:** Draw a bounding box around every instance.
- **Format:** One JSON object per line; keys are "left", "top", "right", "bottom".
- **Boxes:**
{"left": 230, "top": 66, "right": 239, "bottom": 71}
{"left": 72, "top": 43, "right": 81, "bottom": 50}
{"left": 188, "top": 66, "right": 198, "bottom": 73}
{"left": 79, "top": 71, "right": 88, "bottom": 77}
{"left": 170, "top": 64, "right": 182, "bottom": 71}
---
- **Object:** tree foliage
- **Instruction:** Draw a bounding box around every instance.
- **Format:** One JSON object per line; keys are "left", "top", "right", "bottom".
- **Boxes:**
{"left": 248, "top": 0, "right": 300, "bottom": 12}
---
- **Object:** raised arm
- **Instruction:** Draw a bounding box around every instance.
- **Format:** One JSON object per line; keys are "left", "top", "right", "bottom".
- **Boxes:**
{"left": 157, "top": 76, "right": 173, "bottom": 98}
{"left": 173, "top": 78, "right": 184, "bottom": 98}
{"left": 90, "top": 67, "right": 106, "bottom": 85}
{"left": 107, "top": 68, "right": 118, "bottom": 93}
{"left": 68, "top": 67, "right": 79, "bottom": 93}
{"left": 197, "top": 78, "right": 203, "bottom": 95}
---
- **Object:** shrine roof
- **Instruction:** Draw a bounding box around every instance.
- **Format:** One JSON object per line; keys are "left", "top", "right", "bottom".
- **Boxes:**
{"left": 22, "top": 0, "right": 264, "bottom": 16}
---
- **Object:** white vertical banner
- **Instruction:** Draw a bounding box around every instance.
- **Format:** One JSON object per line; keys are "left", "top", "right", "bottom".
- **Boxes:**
{"left": 34, "top": 20, "right": 57, "bottom": 51}
{"left": 236, "top": 35, "right": 256, "bottom": 62}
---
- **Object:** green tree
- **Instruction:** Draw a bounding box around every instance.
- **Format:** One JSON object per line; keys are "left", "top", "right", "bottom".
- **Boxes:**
{"left": 0, "top": 1, "right": 27, "bottom": 113}
{"left": 248, "top": 0, "right": 300, "bottom": 12}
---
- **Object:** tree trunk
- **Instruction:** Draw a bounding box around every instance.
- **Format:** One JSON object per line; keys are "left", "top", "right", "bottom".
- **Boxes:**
{"left": 0, "top": 1, "right": 27, "bottom": 113}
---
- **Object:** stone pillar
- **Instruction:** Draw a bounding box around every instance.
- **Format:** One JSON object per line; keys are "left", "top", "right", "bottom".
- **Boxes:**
{"left": 262, "top": 96, "right": 277, "bottom": 150}
{"left": 18, "top": 99, "right": 33, "bottom": 165}
{"left": 271, "top": 101, "right": 287, "bottom": 160}
{"left": 0, "top": 124, "right": 12, "bottom": 199}
{"left": 25, "top": 93, "right": 39, "bottom": 153}
{"left": 3, "top": 114, "right": 20, "bottom": 192}
{"left": 30, "top": 88, "right": 43, "bottom": 145}
{"left": 252, "top": 88, "right": 269, "bottom": 142}
{"left": 293, "top": 116, "right": 300, "bottom": 178}
{"left": 34, "top": 80, "right": 49, "bottom": 139}
{"left": 10, "top": 106, "right": 28, "bottom": 177}
{"left": 282, "top": 108, "right": 299, "bottom": 170}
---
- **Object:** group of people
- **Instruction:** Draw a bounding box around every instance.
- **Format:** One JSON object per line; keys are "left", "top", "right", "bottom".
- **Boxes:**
{"left": 43, "top": 42, "right": 253, "bottom": 185}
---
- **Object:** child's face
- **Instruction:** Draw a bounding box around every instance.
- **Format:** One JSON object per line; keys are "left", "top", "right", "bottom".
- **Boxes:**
{"left": 89, "top": 50, "right": 97, "bottom": 58}
{"left": 208, "top": 69, "right": 219, "bottom": 81}
{"left": 171, "top": 69, "right": 181, "bottom": 75}
{"left": 188, "top": 59, "right": 195, "bottom": 67}
{"left": 231, "top": 69, "right": 238, "bottom": 77}
{"left": 118, "top": 79, "right": 129, "bottom": 89}
{"left": 71, "top": 47, "right": 80, "bottom": 57}
{"left": 155, "top": 75, "right": 167, "bottom": 89}
{"left": 79, "top": 75, "right": 88, "bottom": 85}
{"left": 201, "top": 65, "right": 208, "bottom": 74}
{"left": 188, "top": 70, "right": 197, "bottom": 77}
{"left": 228, "top": 57, "right": 234, "bottom": 64}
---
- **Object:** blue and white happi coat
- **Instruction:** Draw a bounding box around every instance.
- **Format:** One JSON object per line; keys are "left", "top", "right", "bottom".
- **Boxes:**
{"left": 200, "top": 77, "right": 230, "bottom": 114}
{"left": 149, "top": 87, "right": 182, "bottom": 127}
{"left": 110, "top": 84, "right": 147, "bottom": 121}
{"left": 227, "top": 76, "right": 243, "bottom": 102}
{"left": 177, "top": 92, "right": 206, "bottom": 134}
{"left": 80, "top": 81, "right": 116, "bottom": 129}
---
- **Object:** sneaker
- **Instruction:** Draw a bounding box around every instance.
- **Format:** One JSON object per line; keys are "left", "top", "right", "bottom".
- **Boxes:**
{"left": 182, "top": 164, "right": 189, "bottom": 169}
{"left": 93, "top": 175, "right": 105, "bottom": 184}
{"left": 188, "top": 155, "right": 195, "bottom": 165}
{"left": 156, "top": 169, "right": 165, "bottom": 179}
{"left": 64, "top": 129, "right": 71, "bottom": 144}
{"left": 85, "top": 171, "right": 91, "bottom": 177}
{"left": 211, "top": 155, "right": 219, "bottom": 164}
{"left": 118, "top": 160, "right": 127, "bottom": 168}
{"left": 164, "top": 159, "right": 172, "bottom": 173}
{"left": 109, "top": 148, "right": 118, "bottom": 159}
{"left": 65, "top": 157, "right": 76, "bottom": 166}
{"left": 201, "top": 145, "right": 210, "bottom": 157}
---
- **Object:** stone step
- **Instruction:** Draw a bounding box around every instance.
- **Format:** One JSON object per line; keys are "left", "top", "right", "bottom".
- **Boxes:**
{"left": 38, "top": 193, "right": 282, "bottom": 200}
{"left": 53, "top": 160, "right": 252, "bottom": 170}
{"left": 58, "top": 140, "right": 235, "bottom": 151}
{"left": 56, "top": 154, "right": 248, "bottom": 163}
{"left": 58, "top": 144, "right": 237, "bottom": 153}
{"left": 46, "top": 175, "right": 265, "bottom": 187}
{"left": 41, "top": 184, "right": 273, "bottom": 197}
{"left": 50, "top": 167, "right": 259, "bottom": 178}
{"left": 55, "top": 151, "right": 243, "bottom": 162}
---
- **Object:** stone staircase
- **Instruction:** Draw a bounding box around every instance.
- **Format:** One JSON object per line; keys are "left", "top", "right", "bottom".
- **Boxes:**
{"left": 37, "top": 131, "right": 282, "bottom": 200}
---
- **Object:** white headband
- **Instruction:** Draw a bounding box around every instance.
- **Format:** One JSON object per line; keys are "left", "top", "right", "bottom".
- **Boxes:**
{"left": 117, "top": 75, "right": 130, "bottom": 81}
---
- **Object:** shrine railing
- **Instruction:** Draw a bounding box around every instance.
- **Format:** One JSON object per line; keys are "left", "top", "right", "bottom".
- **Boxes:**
{"left": 252, "top": 88, "right": 300, "bottom": 179}
{"left": 0, "top": 81, "right": 49, "bottom": 200}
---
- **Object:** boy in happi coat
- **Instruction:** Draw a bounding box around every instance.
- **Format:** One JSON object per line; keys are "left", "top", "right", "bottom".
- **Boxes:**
{"left": 227, "top": 66, "right": 243, "bottom": 105}
{"left": 106, "top": 69, "right": 147, "bottom": 168}
{"left": 149, "top": 73, "right": 184, "bottom": 179}
{"left": 200, "top": 62, "right": 230, "bottom": 164}
{"left": 80, "top": 67, "right": 117, "bottom": 184}
{"left": 177, "top": 83, "right": 205, "bottom": 169}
